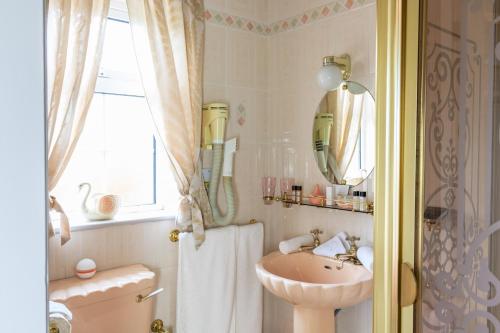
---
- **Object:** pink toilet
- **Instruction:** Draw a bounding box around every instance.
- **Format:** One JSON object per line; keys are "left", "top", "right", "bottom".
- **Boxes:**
{"left": 49, "top": 264, "right": 157, "bottom": 333}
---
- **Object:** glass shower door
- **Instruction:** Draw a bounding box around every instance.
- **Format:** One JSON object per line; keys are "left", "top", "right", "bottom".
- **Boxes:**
{"left": 418, "top": 0, "right": 500, "bottom": 332}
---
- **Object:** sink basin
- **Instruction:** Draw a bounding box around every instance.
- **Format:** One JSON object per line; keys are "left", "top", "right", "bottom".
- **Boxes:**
{"left": 256, "top": 251, "right": 373, "bottom": 333}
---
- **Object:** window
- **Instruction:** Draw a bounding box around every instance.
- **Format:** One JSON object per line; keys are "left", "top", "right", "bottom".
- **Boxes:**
{"left": 52, "top": 7, "right": 178, "bottom": 217}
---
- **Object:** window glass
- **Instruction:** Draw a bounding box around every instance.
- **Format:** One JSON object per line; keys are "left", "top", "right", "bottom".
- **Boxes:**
{"left": 53, "top": 13, "right": 179, "bottom": 216}
{"left": 53, "top": 93, "right": 156, "bottom": 210}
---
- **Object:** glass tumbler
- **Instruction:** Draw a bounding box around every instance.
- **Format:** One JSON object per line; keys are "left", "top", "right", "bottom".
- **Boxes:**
{"left": 261, "top": 176, "right": 276, "bottom": 205}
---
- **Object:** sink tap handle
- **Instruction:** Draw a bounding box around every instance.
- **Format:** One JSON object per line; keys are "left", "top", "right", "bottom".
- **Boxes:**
{"left": 310, "top": 229, "right": 323, "bottom": 247}
{"left": 346, "top": 236, "right": 360, "bottom": 249}
{"left": 310, "top": 229, "right": 323, "bottom": 236}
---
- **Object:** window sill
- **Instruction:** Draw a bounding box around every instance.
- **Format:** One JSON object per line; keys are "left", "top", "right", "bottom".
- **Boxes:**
{"left": 52, "top": 210, "right": 176, "bottom": 233}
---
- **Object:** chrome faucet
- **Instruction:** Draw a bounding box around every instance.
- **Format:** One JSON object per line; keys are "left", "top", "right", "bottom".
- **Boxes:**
{"left": 334, "top": 236, "right": 362, "bottom": 270}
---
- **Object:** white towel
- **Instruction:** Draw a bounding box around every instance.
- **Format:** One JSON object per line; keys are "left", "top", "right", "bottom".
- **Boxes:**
{"left": 313, "top": 234, "right": 347, "bottom": 257}
{"left": 278, "top": 234, "right": 314, "bottom": 254}
{"left": 177, "top": 225, "right": 238, "bottom": 333}
{"left": 335, "top": 231, "right": 350, "bottom": 250}
{"left": 357, "top": 246, "right": 373, "bottom": 272}
{"left": 49, "top": 301, "right": 72, "bottom": 320}
{"left": 231, "top": 223, "right": 264, "bottom": 333}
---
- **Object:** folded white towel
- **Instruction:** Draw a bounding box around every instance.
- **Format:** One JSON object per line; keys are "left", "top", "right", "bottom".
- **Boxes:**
{"left": 336, "top": 231, "right": 350, "bottom": 250}
{"left": 313, "top": 234, "right": 347, "bottom": 257}
{"left": 357, "top": 246, "right": 373, "bottom": 272}
{"left": 279, "top": 235, "right": 314, "bottom": 254}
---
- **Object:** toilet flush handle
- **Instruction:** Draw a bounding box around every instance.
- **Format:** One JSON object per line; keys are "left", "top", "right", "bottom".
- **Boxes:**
{"left": 136, "top": 288, "right": 164, "bottom": 303}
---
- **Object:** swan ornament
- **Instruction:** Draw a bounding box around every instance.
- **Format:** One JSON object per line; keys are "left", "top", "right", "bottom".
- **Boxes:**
{"left": 79, "top": 183, "right": 120, "bottom": 221}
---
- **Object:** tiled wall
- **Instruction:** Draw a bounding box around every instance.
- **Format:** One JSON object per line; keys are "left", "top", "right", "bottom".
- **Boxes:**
{"left": 202, "top": 0, "right": 268, "bottom": 226}
{"left": 49, "top": 1, "right": 376, "bottom": 332}
{"left": 261, "top": 2, "right": 376, "bottom": 332}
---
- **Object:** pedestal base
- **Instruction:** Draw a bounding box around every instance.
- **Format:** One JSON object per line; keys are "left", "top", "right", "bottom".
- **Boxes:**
{"left": 293, "top": 306, "right": 335, "bottom": 333}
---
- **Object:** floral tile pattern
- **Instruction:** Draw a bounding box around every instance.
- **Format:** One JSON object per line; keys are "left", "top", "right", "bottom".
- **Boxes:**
{"left": 205, "top": 0, "right": 375, "bottom": 36}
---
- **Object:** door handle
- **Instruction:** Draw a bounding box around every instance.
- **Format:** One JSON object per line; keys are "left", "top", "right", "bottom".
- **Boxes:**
{"left": 400, "top": 262, "right": 417, "bottom": 307}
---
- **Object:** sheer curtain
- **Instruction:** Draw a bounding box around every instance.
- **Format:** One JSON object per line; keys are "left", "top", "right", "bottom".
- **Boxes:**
{"left": 46, "top": 0, "right": 110, "bottom": 244}
{"left": 126, "top": 0, "right": 214, "bottom": 247}
{"left": 325, "top": 90, "right": 364, "bottom": 183}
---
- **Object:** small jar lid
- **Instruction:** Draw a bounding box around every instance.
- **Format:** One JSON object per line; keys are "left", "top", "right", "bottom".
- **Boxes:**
{"left": 359, "top": 191, "right": 367, "bottom": 197}
{"left": 353, "top": 191, "right": 360, "bottom": 196}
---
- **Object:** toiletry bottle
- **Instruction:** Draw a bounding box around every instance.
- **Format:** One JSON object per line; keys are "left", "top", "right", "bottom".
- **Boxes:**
{"left": 359, "top": 191, "right": 367, "bottom": 212}
{"left": 296, "top": 185, "right": 303, "bottom": 204}
{"left": 352, "top": 191, "right": 360, "bottom": 211}
{"left": 292, "top": 185, "right": 299, "bottom": 203}
{"left": 326, "top": 185, "right": 335, "bottom": 206}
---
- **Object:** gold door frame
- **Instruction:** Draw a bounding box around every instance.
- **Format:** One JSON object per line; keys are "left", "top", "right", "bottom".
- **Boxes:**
{"left": 374, "top": 0, "right": 424, "bottom": 332}
{"left": 412, "top": 0, "right": 428, "bottom": 332}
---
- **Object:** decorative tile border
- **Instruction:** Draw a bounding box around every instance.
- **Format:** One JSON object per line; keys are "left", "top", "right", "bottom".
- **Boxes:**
{"left": 204, "top": 0, "right": 375, "bottom": 36}
{"left": 204, "top": 9, "right": 271, "bottom": 35}
{"left": 269, "top": 0, "right": 375, "bottom": 34}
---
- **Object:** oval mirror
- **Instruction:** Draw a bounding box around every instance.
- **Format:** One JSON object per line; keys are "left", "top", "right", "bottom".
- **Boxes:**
{"left": 312, "top": 81, "right": 375, "bottom": 186}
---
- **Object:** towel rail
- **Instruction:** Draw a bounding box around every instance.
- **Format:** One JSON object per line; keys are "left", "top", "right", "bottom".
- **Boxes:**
{"left": 169, "top": 219, "right": 258, "bottom": 242}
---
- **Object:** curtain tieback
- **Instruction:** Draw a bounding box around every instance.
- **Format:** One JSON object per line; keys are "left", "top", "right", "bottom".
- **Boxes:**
{"left": 178, "top": 190, "right": 206, "bottom": 248}
{"left": 49, "top": 195, "right": 71, "bottom": 245}
{"left": 178, "top": 193, "right": 203, "bottom": 226}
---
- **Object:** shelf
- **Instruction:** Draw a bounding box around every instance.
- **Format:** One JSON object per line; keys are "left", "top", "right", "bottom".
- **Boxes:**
{"left": 272, "top": 197, "right": 373, "bottom": 215}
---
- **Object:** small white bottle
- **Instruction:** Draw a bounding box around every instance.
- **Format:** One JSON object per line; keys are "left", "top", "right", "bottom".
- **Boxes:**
{"left": 352, "top": 191, "right": 360, "bottom": 211}
{"left": 326, "top": 185, "right": 335, "bottom": 206}
{"left": 359, "top": 191, "right": 368, "bottom": 212}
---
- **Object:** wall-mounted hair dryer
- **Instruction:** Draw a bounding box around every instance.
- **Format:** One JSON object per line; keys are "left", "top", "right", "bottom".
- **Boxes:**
{"left": 313, "top": 112, "right": 333, "bottom": 176}
{"left": 202, "top": 103, "right": 237, "bottom": 226}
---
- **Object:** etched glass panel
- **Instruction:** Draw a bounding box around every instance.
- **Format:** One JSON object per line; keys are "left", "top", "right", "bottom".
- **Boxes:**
{"left": 420, "top": 1, "right": 500, "bottom": 332}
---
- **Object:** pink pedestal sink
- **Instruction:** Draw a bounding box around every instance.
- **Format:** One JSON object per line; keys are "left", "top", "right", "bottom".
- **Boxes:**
{"left": 255, "top": 251, "right": 373, "bottom": 333}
